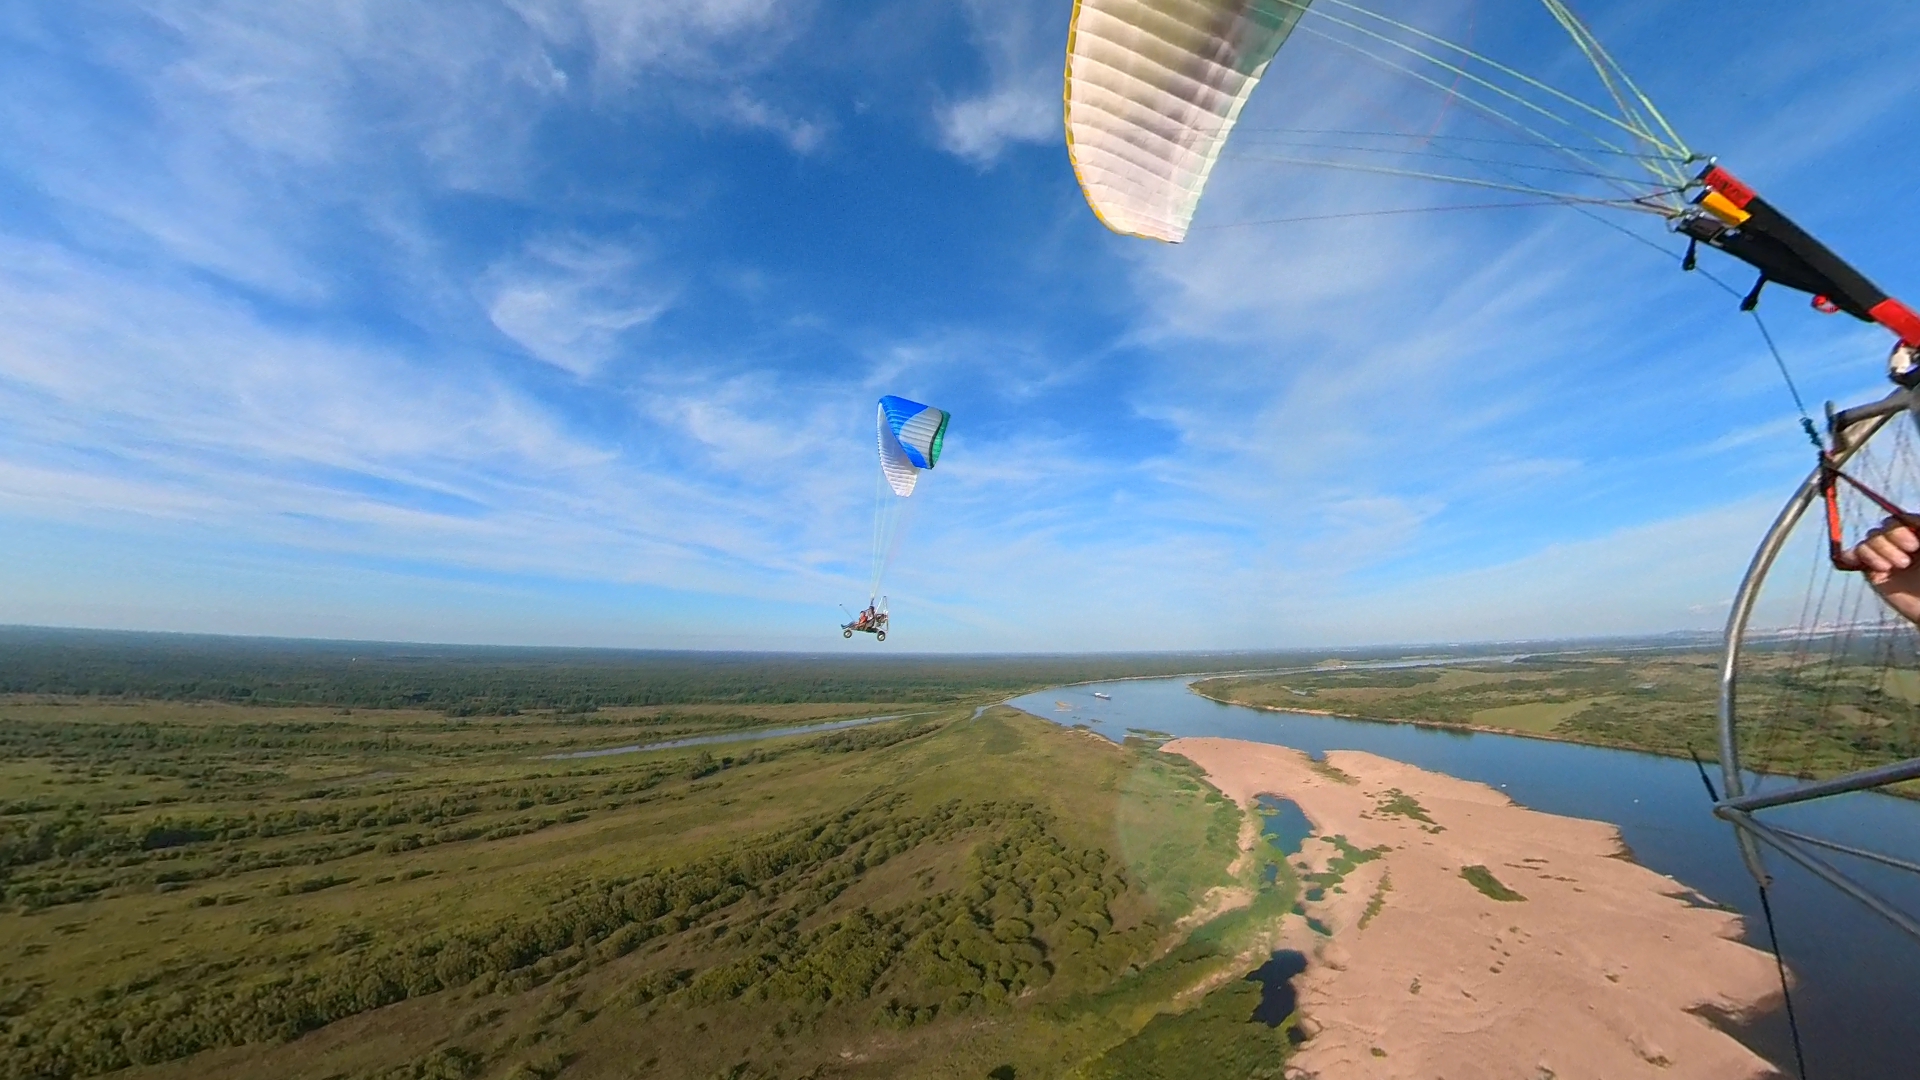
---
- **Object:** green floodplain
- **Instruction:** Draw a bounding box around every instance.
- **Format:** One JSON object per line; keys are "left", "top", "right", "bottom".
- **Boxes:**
{"left": 2, "top": 628, "right": 1913, "bottom": 1079}
{"left": 1, "top": 631, "right": 1325, "bottom": 1080}
{"left": 1195, "top": 648, "right": 1920, "bottom": 793}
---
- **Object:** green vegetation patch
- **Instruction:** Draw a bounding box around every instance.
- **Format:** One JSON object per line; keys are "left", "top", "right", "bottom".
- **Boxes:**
{"left": 1359, "top": 871, "right": 1392, "bottom": 929}
{"left": 1122, "top": 728, "right": 1176, "bottom": 751}
{"left": 1460, "top": 865, "right": 1527, "bottom": 902}
{"left": 1302, "top": 835, "right": 1386, "bottom": 894}
{"left": 1118, "top": 751, "right": 1243, "bottom": 921}
{"left": 1373, "top": 788, "right": 1433, "bottom": 824}
{"left": 1468, "top": 700, "right": 1592, "bottom": 734}
{"left": 1309, "top": 759, "right": 1356, "bottom": 785}
{"left": 1078, "top": 980, "right": 1293, "bottom": 1080}
{"left": 1880, "top": 668, "right": 1920, "bottom": 705}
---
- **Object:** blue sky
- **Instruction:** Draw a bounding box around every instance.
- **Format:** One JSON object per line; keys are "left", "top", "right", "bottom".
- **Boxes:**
{"left": 1, "top": 0, "right": 1916, "bottom": 651}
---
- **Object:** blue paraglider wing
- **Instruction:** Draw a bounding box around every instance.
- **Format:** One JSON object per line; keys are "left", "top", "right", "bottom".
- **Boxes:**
{"left": 877, "top": 395, "right": 950, "bottom": 497}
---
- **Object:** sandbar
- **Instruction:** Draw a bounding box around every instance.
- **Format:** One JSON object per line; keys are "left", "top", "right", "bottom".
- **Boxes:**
{"left": 1163, "top": 736, "right": 1783, "bottom": 1080}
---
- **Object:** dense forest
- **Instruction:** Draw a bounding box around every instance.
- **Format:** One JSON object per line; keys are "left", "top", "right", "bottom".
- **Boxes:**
{"left": 0, "top": 627, "right": 1366, "bottom": 712}
{"left": 0, "top": 627, "right": 1677, "bottom": 715}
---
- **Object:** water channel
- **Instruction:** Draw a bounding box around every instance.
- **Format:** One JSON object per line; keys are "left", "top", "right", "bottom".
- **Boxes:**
{"left": 1007, "top": 676, "right": 1920, "bottom": 1078}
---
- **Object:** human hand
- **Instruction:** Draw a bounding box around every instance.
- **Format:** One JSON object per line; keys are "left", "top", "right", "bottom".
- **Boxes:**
{"left": 1835, "top": 516, "right": 1920, "bottom": 627}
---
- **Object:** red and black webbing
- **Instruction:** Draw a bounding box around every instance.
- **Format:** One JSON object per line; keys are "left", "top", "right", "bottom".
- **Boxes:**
{"left": 1821, "top": 457, "right": 1920, "bottom": 568}
{"left": 1689, "top": 165, "right": 1920, "bottom": 347}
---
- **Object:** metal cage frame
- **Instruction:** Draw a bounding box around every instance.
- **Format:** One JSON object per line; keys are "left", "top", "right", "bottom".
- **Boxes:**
{"left": 1716, "top": 386, "right": 1920, "bottom": 944}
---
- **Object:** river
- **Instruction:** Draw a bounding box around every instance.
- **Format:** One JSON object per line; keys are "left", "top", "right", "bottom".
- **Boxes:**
{"left": 1008, "top": 676, "right": 1920, "bottom": 1078}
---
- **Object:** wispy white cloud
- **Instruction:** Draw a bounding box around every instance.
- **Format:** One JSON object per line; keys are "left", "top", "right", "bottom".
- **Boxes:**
{"left": 510, "top": 0, "right": 798, "bottom": 83}
{"left": 507, "top": 0, "right": 835, "bottom": 153}
{"left": 859, "top": 327, "right": 1097, "bottom": 405}
{"left": 937, "top": 85, "right": 1055, "bottom": 167}
{"left": 0, "top": 0, "right": 823, "bottom": 312}
{"left": 0, "top": 239, "right": 697, "bottom": 578}
{"left": 933, "top": 0, "right": 1060, "bottom": 166}
{"left": 0, "top": 228, "right": 967, "bottom": 618}
{"left": 484, "top": 238, "right": 675, "bottom": 377}
{"left": 1324, "top": 495, "right": 1783, "bottom": 643}
{"left": 723, "top": 90, "right": 829, "bottom": 154}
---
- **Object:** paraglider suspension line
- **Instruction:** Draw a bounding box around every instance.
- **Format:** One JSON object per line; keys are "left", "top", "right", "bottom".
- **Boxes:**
{"left": 1657, "top": 220, "right": 1818, "bottom": 446}
{"left": 1664, "top": 224, "right": 1820, "bottom": 446}
{"left": 1689, "top": 747, "right": 1808, "bottom": 1079}
{"left": 1687, "top": 745, "right": 1719, "bottom": 802}
{"left": 1755, "top": 884, "right": 1810, "bottom": 1080}
{"left": 1539, "top": 194, "right": 1820, "bottom": 447}
{"left": 1740, "top": 309, "right": 1820, "bottom": 449}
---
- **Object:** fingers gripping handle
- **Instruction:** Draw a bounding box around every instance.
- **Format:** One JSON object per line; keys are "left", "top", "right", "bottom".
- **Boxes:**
{"left": 1824, "top": 459, "right": 1920, "bottom": 568}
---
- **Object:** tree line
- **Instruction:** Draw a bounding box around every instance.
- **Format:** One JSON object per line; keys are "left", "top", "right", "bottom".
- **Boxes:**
{"left": 0, "top": 626, "right": 1341, "bottom": 711}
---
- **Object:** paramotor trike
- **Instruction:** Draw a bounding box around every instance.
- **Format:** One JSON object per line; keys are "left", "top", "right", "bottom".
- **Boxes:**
{"left": 842, "top": 601, "right": 889, "bottom": 642}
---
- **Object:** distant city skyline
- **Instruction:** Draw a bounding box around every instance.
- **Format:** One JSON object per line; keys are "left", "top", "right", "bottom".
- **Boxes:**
{"left": 1, "top": 0, "right": 1915, "bottom": 650}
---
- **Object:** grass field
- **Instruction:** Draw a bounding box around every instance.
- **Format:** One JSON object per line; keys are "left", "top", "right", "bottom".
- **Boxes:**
{"left": 1, "top": 692, "right": 1303, "bottom": 1080}
{"left": 1467, "top": 700, "right": 1595, "bottom": 734}
{"left": 1192, "top": 656, "right": 1722, "bottom": 755}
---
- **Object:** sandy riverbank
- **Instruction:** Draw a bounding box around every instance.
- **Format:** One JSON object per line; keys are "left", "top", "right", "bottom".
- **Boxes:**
{"left": 1163, "top": 736, "right": 1784, "bottom": 1080}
